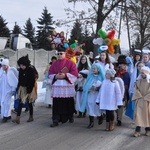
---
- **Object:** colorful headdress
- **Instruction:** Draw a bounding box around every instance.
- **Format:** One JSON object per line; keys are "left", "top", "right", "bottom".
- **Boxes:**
{"left": 93, "top": 28, "right": 120, "bottom": 54}
{"left": 65, "top": 47, "right": 76, "bottom": 64}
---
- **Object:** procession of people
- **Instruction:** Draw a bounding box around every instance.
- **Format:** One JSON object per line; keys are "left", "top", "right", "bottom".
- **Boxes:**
{"left": 0, "top": 43, "right": 150, "bottom": 138}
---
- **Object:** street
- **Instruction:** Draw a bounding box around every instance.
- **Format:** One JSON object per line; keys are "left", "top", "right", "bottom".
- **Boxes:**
{"left": 0, "top": 101, "right": 150, "bottom": 150}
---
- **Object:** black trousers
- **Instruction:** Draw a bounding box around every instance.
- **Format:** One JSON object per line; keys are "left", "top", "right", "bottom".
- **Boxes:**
{"left": 52, "top": 97, "right": 75, "bottom": 123}
{"left": 106, "top": 110, "right": 114, "bottom": 122}
{"left": 17, "top": 101, "right": 33, "bottom": 116}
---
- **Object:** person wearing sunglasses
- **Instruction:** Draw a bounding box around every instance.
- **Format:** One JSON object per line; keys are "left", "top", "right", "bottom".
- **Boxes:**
{"left": 48, "top": 46, "right": 78, "bottom": 127}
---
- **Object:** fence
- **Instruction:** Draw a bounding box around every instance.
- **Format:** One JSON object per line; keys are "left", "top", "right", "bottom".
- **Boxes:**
{"left": 0, "top": 48, "right": 56, "bottom": 81}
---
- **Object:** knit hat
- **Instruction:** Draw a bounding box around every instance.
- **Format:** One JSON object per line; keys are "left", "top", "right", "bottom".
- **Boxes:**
{"left": 106, "top": 68, "right": 116, "bottom": 77}
{"left": 1, "top": 59, "right": 9, "bottom": 66}
{"left": 17, "top": 54, "right": 31, "bottom": 67}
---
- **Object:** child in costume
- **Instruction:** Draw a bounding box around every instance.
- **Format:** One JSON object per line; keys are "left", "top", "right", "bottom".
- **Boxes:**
{"left": 96, "top": 68, "right": 124, "bottom": 131}
{"left": 80, "top": 63, "right": 105, "bottom": 128}
{"left": 132, "top": 66, "right": 150, "bottom": 137}
{"left": 125, "top": 61, "right": 144, "bottom": 120}
{"left": 116, "top": 55, "right": 130, "bottom": 126}
{"left": 42, "top": 56, "right": 57, "bottom": 108}
{"left": 75, "top": 55, "right": 91, "bottom": 118}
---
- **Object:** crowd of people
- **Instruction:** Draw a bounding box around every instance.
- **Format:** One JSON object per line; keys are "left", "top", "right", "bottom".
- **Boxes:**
{"left": 0, "top": 46, "right": 150, "bottom": 138}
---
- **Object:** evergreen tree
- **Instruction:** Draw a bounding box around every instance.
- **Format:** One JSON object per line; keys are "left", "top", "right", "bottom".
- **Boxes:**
{"left": 0, "top": 15, "right": 10, "bottom": 37}
{"left": 69, "top": 19, "right": 84, "bottom": 44}
{"left": 12, "top": 22, "right": 22, "bottom": 34}
{"left": 36, "top": 7, "right": 54, "bottom": 50}
{"left": 23, "top": 18, "right": 35, "bottom": 48}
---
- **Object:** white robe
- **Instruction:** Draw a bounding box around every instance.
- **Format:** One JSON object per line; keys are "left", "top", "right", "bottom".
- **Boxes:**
{"left": 75, "top": 92, "right": 83, "bottom": 111}
{"left": 75, "top": 69, "right": 89, "bottom": 112}
{"left": 0, "top": 67, "right": 18, "bottom": 118}
{"left": 87, "top": 91, "right": 101, "bottom": 116}
{"left": 96, "top": 79, "right": 123, "bottom": 110}
{"left": 44, "top": 79, "right": 52, "bottom": 105}
{"left": 86, "top": 80, "right": 102, "bottom": 117}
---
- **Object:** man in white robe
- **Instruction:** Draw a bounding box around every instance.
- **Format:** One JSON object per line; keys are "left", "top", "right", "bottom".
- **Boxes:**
{"left": 0, "top": 59, "right": 18, "bottom": 122}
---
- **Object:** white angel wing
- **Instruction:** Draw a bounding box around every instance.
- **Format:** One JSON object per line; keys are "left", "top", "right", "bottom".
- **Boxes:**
{"left": 115, "top": 77, "right": 125, "bottom": 99}
{"left": 7, "top": 67, "right": 18, "bottom": 88}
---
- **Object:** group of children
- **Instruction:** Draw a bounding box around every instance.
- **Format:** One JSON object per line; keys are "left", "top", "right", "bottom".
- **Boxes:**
{"left": 74, "top": 51, "right": 150, "bottom": 137}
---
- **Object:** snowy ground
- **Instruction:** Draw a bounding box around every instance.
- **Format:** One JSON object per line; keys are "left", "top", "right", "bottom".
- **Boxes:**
{"left": 36, "top": 81, "right": 46, "bottom": 103}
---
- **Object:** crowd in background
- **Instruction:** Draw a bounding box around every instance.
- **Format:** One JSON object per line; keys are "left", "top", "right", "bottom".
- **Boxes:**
{"left": 0, "top": 47, "right": 150, "bottom": 138}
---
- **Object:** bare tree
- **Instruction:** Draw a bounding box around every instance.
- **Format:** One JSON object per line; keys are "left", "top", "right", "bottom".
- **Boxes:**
{"left": 124, "top": 0, "right": 150, "bottom": 50}
{"left": 57, "top": 0, "right": 125, "bottom": 36}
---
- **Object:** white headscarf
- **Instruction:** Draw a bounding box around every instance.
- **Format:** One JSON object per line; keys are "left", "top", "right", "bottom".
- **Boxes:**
{"left": 129, "top": 61, "right": 144, "bottom": 94}
{"left": 137, "top": 66, "right": 150, "bottom": 83}
{"left": 1, "top": 59, "right": 9, "bottom": 66}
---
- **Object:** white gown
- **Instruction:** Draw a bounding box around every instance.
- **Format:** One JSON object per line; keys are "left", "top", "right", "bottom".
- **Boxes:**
{"left": 0, "top": 67, "right": 18, "bottom": 118}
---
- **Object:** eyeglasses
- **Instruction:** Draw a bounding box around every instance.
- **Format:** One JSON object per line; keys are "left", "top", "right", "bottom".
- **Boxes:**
{"left": 57, "top": 52, "right": 64, "bottom": 55}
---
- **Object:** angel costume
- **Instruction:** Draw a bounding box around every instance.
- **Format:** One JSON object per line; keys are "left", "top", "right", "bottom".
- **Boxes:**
{"left": 96, "top": 67, "right": 124, "bottom": 131}
{"left": 0, "top": 59, "right": 18, "bottom": 121}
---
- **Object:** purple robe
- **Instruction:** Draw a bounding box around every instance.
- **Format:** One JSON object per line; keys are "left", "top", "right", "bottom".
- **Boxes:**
{"left": 49, "top": 58, "right": 78, "bottom": 98}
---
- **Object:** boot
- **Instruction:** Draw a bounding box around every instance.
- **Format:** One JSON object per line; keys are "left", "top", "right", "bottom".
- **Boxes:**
{"left": 109, "top": 121, "right": 115, "bottom": 131}
{"left": 87, "top": 116, "right": 94, "bottom": 129}
{"left": 145, "top": 131, "right": 150, "bottom": 136}
{"left": 77, "top": 112, "right": 82, "bottom": 118}
{"left": 133, "top": 132, "right": 140, "bottom": 137}
{"left": 98, "top": 114, "right": 104, "bottom": 125}
{"left": 105, "top": 122, "right": 110, "bottom": 131}
{"left": 83, "top": 110, "right": 86, "bottom": 118}
{"left": 12, "top": 116, "right": 20, "bottom": 124}
{"left": 27, "top": 115, "right": 34, "bottom": 122}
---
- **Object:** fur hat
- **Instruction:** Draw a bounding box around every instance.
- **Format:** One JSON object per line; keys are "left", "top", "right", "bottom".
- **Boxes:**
{"left": 1, "top": 59, "right": 9, "bottom": 66}
{"left": 106, "top": 68, "right": 116, "bottom": 77}
{"left": 117, "top": 55, "right": 128, "bottom": 65}
{"left": 17, "top": 54, "right": 31, "bottom": 67}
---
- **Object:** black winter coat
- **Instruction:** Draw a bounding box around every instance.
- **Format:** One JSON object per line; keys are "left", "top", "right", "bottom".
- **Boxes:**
{"left": 18, "top": 65, "right": 37, "bottom": 94}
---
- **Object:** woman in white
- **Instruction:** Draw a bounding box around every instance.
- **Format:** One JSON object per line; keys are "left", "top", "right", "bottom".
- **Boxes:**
{"left": 0, "top": 59, "right": 18, "bottom": 122}
{"left": 96, "top": 68, "right": 124, "bottom": 131}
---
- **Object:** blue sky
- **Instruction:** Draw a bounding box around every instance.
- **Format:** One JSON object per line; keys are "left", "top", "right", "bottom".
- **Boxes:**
{"left": 0, "top": 0, "right": 129, "bottom": 49}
